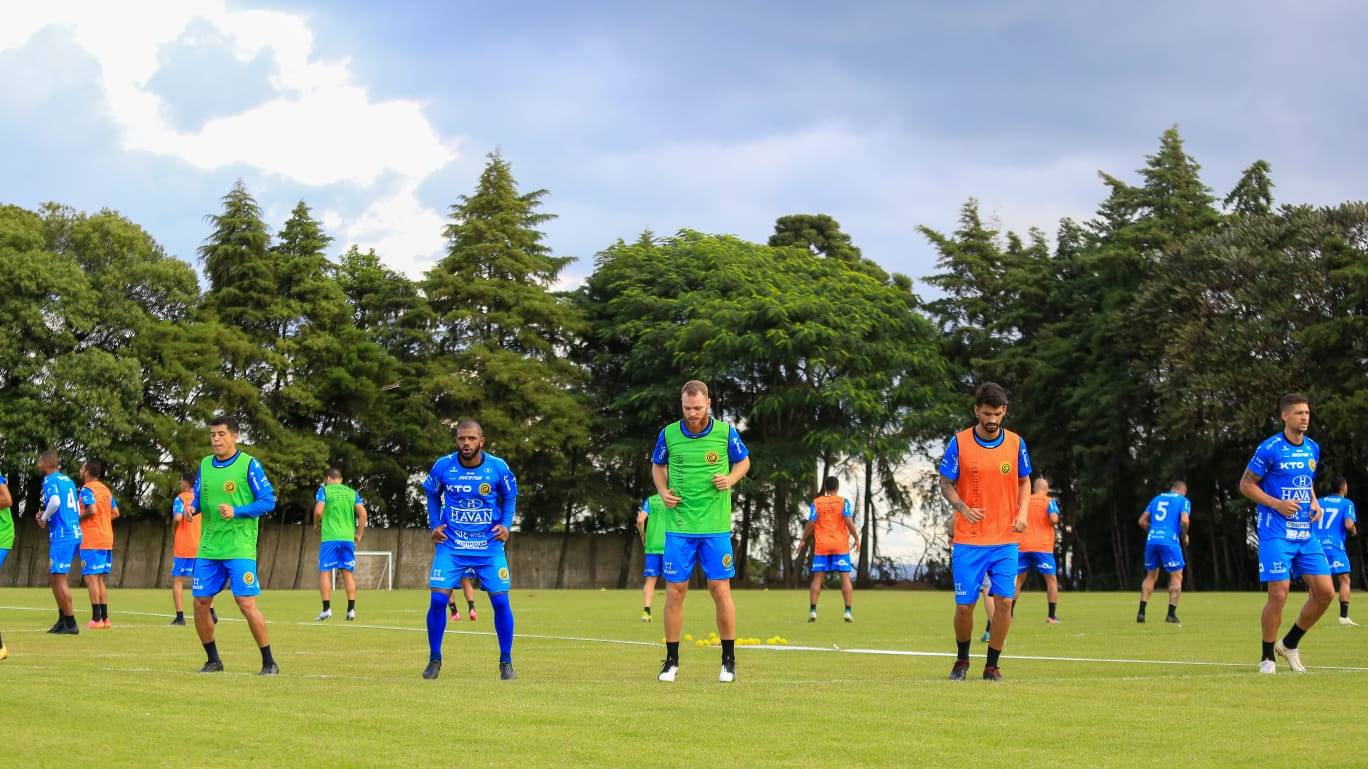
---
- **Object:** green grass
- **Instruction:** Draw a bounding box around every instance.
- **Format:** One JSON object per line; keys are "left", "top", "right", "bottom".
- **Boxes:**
{"left": 3, "top": 587, "right": 1366, "bottom": 768}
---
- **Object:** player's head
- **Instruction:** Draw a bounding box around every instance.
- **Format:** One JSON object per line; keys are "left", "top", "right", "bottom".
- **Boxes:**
{"left": 180, "top": 472, "right": 195, "bottom": 493}
{"left": 37, "top": 450, "right": 60, "bottom": 475}
{"left": 1171, "top": 479, "right": 1187, "bottom": 495}
{"left": 680, "top": 380, "right": 711, "bottom": 429}
{"left": 823, "top": 476, "right": 839, "bottom": 493}
{"left": 209, "top": 415, "right": 240, "bottom": 458}
{"left": 324, "top": 467, "right": 343, "bottom": 484}
{"left": 1032, "top": 477, "right": 1049, "bottom": 494}
{"left": 1329, "top": 475, "right": 1348, "bottom": 496}
{"left": 972, "top": 382, "right": 1009, "bottom": 436}
{"left": 1278, "top": 392, "right": 1310, "bottom": 435}
{"left": 81, "top": 459, "right": 105, "bottom": 483}
{"left": 455, "top": 420, "right": 485, "bottom": 460}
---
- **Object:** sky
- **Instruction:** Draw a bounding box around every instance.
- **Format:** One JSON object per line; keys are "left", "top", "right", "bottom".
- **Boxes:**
{"left": 4, "top": 1, "right": 1366, "bottom": 559}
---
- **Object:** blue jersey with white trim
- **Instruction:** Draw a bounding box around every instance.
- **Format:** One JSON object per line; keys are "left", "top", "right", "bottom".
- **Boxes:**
{"left": 1144, "top": 492, "right": 1190, "bottom": 543}
{"left": 423, "top": 452, "right": 517, "bottom": 556}
{"left": 1316, "top": 495, "right": 1357, "bottom": 550}
{"left": 42, "top": 472, "right": 83, "bottom": 542}
{"left": 1246, "top": 432, "right": 1320, "bottom": 542}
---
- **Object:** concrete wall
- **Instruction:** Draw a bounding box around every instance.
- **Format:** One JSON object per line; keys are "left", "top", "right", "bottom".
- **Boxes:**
{"left": 0, "top": 519, "right": 651, "bottom": 590}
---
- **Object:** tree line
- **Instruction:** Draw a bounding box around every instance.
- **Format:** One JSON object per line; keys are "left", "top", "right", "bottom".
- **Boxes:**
{"left": 1, "top": 130, "right": 1365, "bottom": 590}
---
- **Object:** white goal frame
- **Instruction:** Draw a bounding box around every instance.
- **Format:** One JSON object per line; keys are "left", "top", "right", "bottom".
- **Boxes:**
{"left": 332, "top": 551, "right": 394, "bottom": 591}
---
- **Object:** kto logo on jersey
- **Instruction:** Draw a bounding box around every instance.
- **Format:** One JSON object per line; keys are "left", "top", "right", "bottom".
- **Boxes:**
{"left": 223, "top": 480, "right": 237, "bottom": 494}
{"left": 705, "top": 451, "right": 720, "bottom": 465}
{"left": 1278, "top": 460, "right": 1308, "bottom": 471}
{"left": 479, "top": 483, "right": 492, "bottom": 495}
{"left": 999, "top": 462, "right": 1011, "bottom": 475}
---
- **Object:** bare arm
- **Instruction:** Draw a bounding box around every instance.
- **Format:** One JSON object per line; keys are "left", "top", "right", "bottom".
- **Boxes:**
{"left": 1240, "top": 469, "right": 1300, "bottom": 517}
{"left": 713, "top": 457, "right": 752, "bottom": 490}
{"left": 1309, "top": 487, "right": 1323, "bottom": 522}
{"left": 1138, "top": 511, "right": 1150, "bottom": 531}
{"left": 636, "top": 510, "right": 648, "bottom": 541}
{"left": 939, "top": 475, "right": 983, "bottom": 523}
{"left": 355, "top": 503, "right": 367, "bottom": 542}
{"left": 313, "top": 501, "right": 324, "bottom": 529}
{"left": 1013, "top": 477, "right": 1030, "bottom": 532}
{"left": 80, "top": 502, "right": 97, "bottom": 520}
{"left": 1181, "top": 513, "right": 1190, "bottom": 545}
{"left": 845, "top": 517, "right": 862, "bottom": 551}
{"left": 652, "top": 464, "right": 680, "bottom": 507}
{"left": 794, "top": 520, "right": 816, "bottom": 556}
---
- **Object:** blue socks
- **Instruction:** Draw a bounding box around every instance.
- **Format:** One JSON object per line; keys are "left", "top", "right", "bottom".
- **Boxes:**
{"left": 490, "top": 591, "right": 514, "bottom": 664}
{"left": 426, "top": 591, "right": 448, "bottom": 661}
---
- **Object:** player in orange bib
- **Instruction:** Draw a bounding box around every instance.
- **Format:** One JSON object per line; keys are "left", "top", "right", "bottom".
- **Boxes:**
{"left": 169, "top": 473, "right": 201, "bottom": 626}
{"left": 794, "top": 476, "right": 861, "bottom": 622}
{"left": 78, "top": 460, "right": 120, "bottom": 629}
{"left": 938, "top": 383, "right": 1031, "bottom": 681}
{"left": 1015, "top": 477, "right": 1062, "bottom": 624}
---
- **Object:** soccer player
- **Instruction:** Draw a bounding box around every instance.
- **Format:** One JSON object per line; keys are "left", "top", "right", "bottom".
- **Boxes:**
{"left": 1316, "top": 476, "right": 1358, "bottom": 626}
{"left": 421, "top": 420, "right": 518, "bottom": 681}
{"left": 938, "top": 383, "right": 1031, "bottom": 681}
{"left": 449, "top": 578, "right": 478, "bottom": 621}
{"left": 1015, "top": 477, "right": 1062, "bottom": 624}
{"left": 78, "top": 460, "right": 119, "bottom": 629}
{"left": 794, "top": 476, "right": 860, "bottom": 623}
{"left": 314, "top": 468, "right": 367, "bottom": 622}
{"left": 192, "top": 415, "right": 279, "bottom": 675}
{"left": 1239, "top": 393, "right": 1335, "bottom": 674}
{"left": 169, "top": 473, "right": 200, "bottom": 626}
{"left": 653, "top": 380, "right": 751, "bottom": 684}
{"left": 0, "top": 467, "right": 13, "bottom": 659}
{"left": 36, "top": 451, "right": 82, "bottom": 634}
{"left": 637, "top": 494, "right": 667, "bottom": 622}
{"left": 1136, "top": 480, "right": 1190, "bottom": 625}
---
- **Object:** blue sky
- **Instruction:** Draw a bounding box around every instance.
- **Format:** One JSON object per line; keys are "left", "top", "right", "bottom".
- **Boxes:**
{"left": 3, "top": 1, "right": 1366, "bottom": 289}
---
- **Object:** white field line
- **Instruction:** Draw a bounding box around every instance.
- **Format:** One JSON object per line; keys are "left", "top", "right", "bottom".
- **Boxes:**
{"left": 3, "top": 604, "right": 1366, "bottom": 672}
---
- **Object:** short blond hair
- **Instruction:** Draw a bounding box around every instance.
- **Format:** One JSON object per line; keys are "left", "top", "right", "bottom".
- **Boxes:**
{"left": 681, "top": 380, "right": 709, "bottom": 398}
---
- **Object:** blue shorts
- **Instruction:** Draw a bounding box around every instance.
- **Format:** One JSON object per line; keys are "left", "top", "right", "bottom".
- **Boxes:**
{"left": 663, "top": 532, "right": 735, "bottom": 583}
{"left": 430, "top": 549, "right": 511, "bottom": 593}
{"left": 170, "top": 557, "right": 196, "bottom": 578}
{"left": 192, "top": 558, "right": 262, "bottom": 598}
{"left": 49, "top": 539, "right": 79, "bottom": 575}
{"left": 81, "top": 548, "right": 113, "bottom": 576}
{"left": 1017, "top": 551, "right": 1057, "bottom": 575}
{"left": 1322, "top": 545, "right": 1351, "bottom": 576}
{"left": 1144, "top": 541, "right": 1185, "bottom": 573}
{"left": 643, "top": 552, "right": 664, "bottom": 578}
{"left": 952, "top": 543, "right": 1017, "bottom": 604}
{"left": 319, "top": 540, "right": 357, "bottom": 572}
{"left": 0, "top": 547, "right": 8, "bottom": 570}
{"left": 812, "top": 553, "right": 853, "bottom": 573}
{"left": 1259, "top": 537, "right": 1331, "bottom": 582}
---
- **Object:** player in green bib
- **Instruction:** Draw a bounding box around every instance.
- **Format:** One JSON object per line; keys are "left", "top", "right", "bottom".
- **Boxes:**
{"left": 636, "top": 494, "right": 668, "bottom": 622}
{"left": 313, "top": 468, "right": 368, "bottom": 621}
{"left": 0, "top": 469, "right": 13, "bottom": 661}
{"left": 651, "top": 380, "right": 751, "bottom": 683}
{"left": 192, "top": 416, "right": 279, "bottom": 675}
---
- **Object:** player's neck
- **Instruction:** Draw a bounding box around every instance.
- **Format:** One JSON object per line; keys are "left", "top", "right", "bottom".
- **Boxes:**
{"left": 458, "top": 451, "right": 485, "bottom": 468}
{"left": 973, "top": 425, "right": 1000, "bottom": 442}
{"left": 1281, "top": 428, "right": 1305, "bottom": 445}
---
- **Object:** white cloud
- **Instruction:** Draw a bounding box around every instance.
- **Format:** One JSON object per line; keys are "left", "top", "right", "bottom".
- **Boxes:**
{"left": 1, "top": 0, "right": 456, "bottom": 272}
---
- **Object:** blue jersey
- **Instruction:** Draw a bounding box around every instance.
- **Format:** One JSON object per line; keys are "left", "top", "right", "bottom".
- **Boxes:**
{"left": 423, "top": 452, "right": 518, "bottom": 556}
{"left": 1246, "top": 432, "right": 1320, "bottom": 542}
{"left": 936, "top": 430, "right": 1033, "bottom": 481}
{"left": 1316, "top": 495, "right": 1357, "bottom": 550}
{"left": 1144, "top": 492, "right": 1190, "bottom": 543}
{"left": 651, "top": 419, "right": 749, "bottom": 465}
{"left": 41, "top": 472, "right": 83, "bottom": 542}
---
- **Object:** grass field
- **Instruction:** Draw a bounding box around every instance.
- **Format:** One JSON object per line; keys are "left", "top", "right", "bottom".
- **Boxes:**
{"left": 3, "top": 586, "right": 1366, "bottom": 768}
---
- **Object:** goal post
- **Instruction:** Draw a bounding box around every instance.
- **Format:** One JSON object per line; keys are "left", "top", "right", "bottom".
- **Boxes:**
{"left": 332, "top": 551, "right": 394, "bottom": 591}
